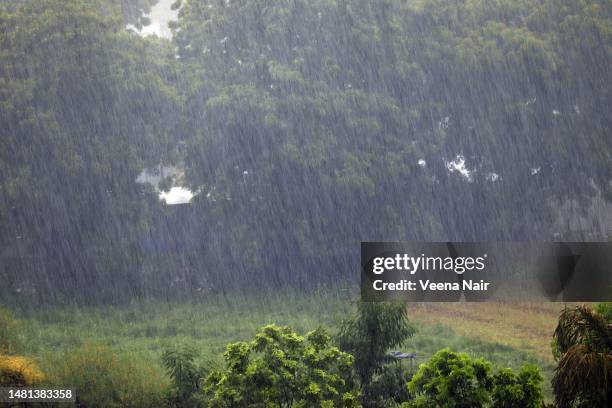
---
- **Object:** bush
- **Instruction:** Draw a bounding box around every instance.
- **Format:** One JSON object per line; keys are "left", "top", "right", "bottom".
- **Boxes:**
{"left": 0, "top": 354, "right": 44, "bottom": 386}
{"left": 202, "top": 324, "right": 360, "bottom": 407}
{"left": 46, "top": 344, "right": 169, "bottom": 408}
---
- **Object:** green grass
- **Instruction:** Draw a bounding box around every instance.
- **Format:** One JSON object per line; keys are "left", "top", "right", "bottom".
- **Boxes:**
{"left": 6, "top": 290, "right": 556, "bottom": 401}
{"left": 16, "top": 289, "right": 354, "bottom": 367}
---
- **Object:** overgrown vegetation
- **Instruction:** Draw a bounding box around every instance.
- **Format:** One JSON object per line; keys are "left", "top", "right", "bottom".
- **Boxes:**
{"left": 45, "top": 344, "right": 169, "bottom": 407}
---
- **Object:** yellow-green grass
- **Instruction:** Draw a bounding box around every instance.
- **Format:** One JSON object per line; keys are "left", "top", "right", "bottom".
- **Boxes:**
{"left": 409, "top": 302, "right": 579, "bottom": 364}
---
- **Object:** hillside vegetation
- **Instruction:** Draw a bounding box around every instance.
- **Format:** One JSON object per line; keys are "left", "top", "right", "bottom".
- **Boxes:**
{"left": 1, "top": 0, "right": 611, "bottom": 303}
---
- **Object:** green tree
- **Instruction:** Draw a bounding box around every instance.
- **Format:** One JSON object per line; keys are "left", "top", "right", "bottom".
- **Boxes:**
{"left": 202, "top": 324, "right": 360, "bottom": 407}
{"left": 491, "top": 366, "right": 543, "bottom": 408}
{"left": 552, "top": 305, "right": 612, "bottom": 407}
{"left": 0, "top": 0, "right": 180, "bottom": 302}
{"left": 406, "top": 349, "right": 492, "bottom": 408}
{"left": 338, "top": 302, "right": 414, "bottom": 406}
{"left": 162, "top": 345, "right": 206, "bottom": 407}
{"left": 405, "top": 349, "right": 543, "bottom": 408}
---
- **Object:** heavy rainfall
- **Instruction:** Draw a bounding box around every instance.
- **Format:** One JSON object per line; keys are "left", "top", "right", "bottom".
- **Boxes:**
{"left": 0, "top": 1, "right": 611, "bottom": 407}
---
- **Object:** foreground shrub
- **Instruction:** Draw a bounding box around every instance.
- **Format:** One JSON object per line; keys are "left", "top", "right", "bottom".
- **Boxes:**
{"left": 202, "top": 324, "right": 360, "bottom": 407}
{"left": 47, "top": 344, "right": 169, "bottom": 407}
{"left": 0, "top": 354, "right": 44, "bottom": 386}
{"left": 405, "top": 348, "right": 543, "bottom": 408}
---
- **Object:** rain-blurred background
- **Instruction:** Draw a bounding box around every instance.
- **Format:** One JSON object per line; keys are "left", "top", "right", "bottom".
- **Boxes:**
{"left": 0, "top": 1, "right": 611, "bottom": 405}
{"left": 1, "top": 0, "right": 610, "bottom": 305}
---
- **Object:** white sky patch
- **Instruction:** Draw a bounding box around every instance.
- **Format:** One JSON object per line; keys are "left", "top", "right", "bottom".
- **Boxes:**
{"left": 159, "top": 186, "right": 194, "bottom": 205}
{"left": 418, "top": 159, "right": 426, "bottom": 167}
{"left": 445, "top": 154, "right": 473, "bottom": 182}
{"left": 127, "top": 0, "right": 179, "bottom": 39}
{"left": 552, "top": 109, "right": 561, "bottom": 116}
{"left": 136, "top": 164, "right": 199, "bottom": 205}
{"left": 530, "top": 166, "right": 541, "bottom": 176}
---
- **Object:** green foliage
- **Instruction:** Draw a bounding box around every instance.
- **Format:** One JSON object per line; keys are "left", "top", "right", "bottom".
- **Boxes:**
{"left": 0, "top": 0, "right": 180, "bottom": 303}
{"left": 46, "top": 344, "right": 169, "bottom": 408}
{"left": 365, "top": 363, "right": 412, "bottom": 407}
{"left": 491, "top": 366, "right": 543, "bottom": 408}
{"left": 406, "top": 349, "right": 543, "bottom": 408}
{"left": 202, "top": 324, "right": 360, "bottom": 407}
{"left": 162, "top": 344, "right": 206, "bottom": 407}
{"left": 338, "top": 302, "right": 414, "bottom": 405}
{"left": 595, "top": 302, "right": 612, "bottom": 322}
{"left": 407, "top": 349, "right": 493, "bottom": 408}
{"left": 13, "top": 296, "right": 558, "bottom": 403}
{"left": 552, "top": 305, "right": 612, "bottom": 407}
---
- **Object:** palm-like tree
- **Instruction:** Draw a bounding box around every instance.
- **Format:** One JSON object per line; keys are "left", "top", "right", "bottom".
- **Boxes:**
{"left": 552, "top": 305, "right": 612, "bottom": 407}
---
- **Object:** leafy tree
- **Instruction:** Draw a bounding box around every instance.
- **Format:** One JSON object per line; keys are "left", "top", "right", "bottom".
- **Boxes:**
{"left": 365, "top": 363, "right": 412, "bottom": 407}
{"left": 0, "top": 0, "right": 180, "bottom": 302}
{"left": 405, "top": 349, "right": 543, "bottom": 408}
{"left": 202, "top": 324, "right": 360, "bottom": 407}
{"left": 406, "top": 349, "right": 492, "bottom": 408}
{"left": 162, "top": 344, "right": 206, "bottom": 407}
{"left": 552, "top": 305, "right": 612, "bottom": 407}
{"left": 338, "top": 302, "right": 414, "bottom": 406}
{"left": 490, "top": 366, "right": 543, "bottom": 408}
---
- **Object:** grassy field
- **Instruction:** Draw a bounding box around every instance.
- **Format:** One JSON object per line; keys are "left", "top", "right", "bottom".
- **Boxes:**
{"left": 410, "top": 302, "right": 569, "bottom": 364}
{"left": 7, "top": 291, "right": 563, "bottom": 401}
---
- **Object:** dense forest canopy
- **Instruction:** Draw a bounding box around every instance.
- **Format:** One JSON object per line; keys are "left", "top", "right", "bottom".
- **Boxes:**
{"left": 1, "top": 0, "right": 611, "bottom": 303}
